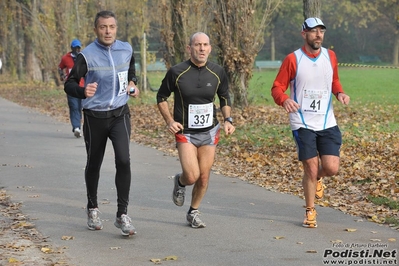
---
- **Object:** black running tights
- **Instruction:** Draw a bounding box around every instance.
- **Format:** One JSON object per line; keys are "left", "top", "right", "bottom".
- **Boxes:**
{"left": 83, "top": 112, "right": 131, "bottom": 216}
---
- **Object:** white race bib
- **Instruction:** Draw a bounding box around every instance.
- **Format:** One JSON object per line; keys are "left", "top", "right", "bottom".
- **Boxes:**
{"left": 117, "top": 71, "right": 128, "bottom": 96}
{"left": 188, "top": 103, "right": 213, "bottom": 129}
{"left": 302, "top": 89, "right": 329, "bottom": 114}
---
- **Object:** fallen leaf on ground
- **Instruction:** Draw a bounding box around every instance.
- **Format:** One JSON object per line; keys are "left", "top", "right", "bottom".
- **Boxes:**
{"left": 12, "top": 222, "right": 35, "bottom": 229}
{"left": 41, "top": 247, "right": 52, "bottom": 253}
{"left": 150, "top": 258, "right": 161, "bottom": 264}
{"left": 164, "top": 255, "right": 178, "bottom": 261}
{"left": 8, "top": 258, "right": 19, "bottom": 263}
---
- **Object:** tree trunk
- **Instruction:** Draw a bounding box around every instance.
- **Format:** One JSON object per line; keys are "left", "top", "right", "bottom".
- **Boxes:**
{"left": 212, "top": 0, "right": 282, "bottom": 107}
{"left": 16, "top": 5, "right": 24, "bottom": 80}
{"left": 160, "top": 0, "right": 213, "bottom": 69}
{"left": 271, "top": 27, "right": 275, "bottom": 61}
{"left": 141, "top": 32, "right": 148, "bottom": 91}
{"left": 303, "top": 0, "right": 321, "bottom": 19}
{"left": 0, "top": 1, "right": 7, "bottom": 75}
{"left": 393, "top": 33, "right": 399, "bottom": 66}
{"left": 53, "top": 1, "right": 65, "bottom": 86}
{"left": 24, "top": 40, "right": 36, "bottom": 80}
{"left": 170, "top": 0, "right": 188, "bottom": 65}
{"left": 24, "top": 0, "right": 42, "bottom": 81}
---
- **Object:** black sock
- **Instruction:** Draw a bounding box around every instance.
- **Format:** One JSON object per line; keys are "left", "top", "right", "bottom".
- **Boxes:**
{"left": 178, "top": 177, "right": 185, "bottom": 187}
{"left": 188, "top": 206, "right": 197, "bottom": 214}
{"left": 87, "top": 204, "right": 98, "bottom": 210}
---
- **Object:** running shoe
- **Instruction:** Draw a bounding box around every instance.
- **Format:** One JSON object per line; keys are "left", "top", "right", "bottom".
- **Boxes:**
{"left": 73, "top": 128, "right": 81, "bottom": 138}
{"left": 114, "top": 214, "right": 137, "bottom": 236}
{"left": 87, "top": 208, "right": 103, "bottom": 230}
{"left": 186, "top": 210, "right": 206, "bottom": 228}
{"left": 315, "top": 178, "right": 325, "bottom": 199}
{"left": 303, "top": 207, "right": 317, "bottom": 228}
{"left": 172, "top": 173, "right": 185, "bottom": 206}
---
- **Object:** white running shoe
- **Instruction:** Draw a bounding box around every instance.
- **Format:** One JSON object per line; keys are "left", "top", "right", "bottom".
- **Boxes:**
{"left": 114, "top": 214, "right": 137, "bottom": 236}
{"left": 73, "top": 128, "right": 81, "bottom": 138}
{"left": 172, "top": 174, "right": 185, "bottom": 206}
{"left": 186, "top": 210, "right": 206, "bottom": 228}
{"left": 87, "top": 208, "right": 103, "bottom": 230}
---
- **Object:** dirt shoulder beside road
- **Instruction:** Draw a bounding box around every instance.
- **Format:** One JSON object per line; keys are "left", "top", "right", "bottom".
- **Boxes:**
{"left": 0, "top": 189, "right": 72, "bottom": 266}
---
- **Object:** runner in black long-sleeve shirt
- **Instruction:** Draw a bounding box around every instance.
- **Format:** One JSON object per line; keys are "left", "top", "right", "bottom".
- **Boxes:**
{"left": 156, "top": 32, "right": 235, "bottom": 228}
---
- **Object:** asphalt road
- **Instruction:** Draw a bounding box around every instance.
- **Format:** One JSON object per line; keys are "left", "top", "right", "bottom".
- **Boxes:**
{"left": 0, "top": 97, "right": 397, "bottom": 266}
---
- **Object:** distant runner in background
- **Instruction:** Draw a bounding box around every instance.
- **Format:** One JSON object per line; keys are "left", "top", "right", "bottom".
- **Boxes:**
{"left": 58, "top": 39, "right": 84, "bottom": 138}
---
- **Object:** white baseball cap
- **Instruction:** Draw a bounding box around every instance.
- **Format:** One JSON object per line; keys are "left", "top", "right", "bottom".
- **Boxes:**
{"left": 302, "top": 17, "right": 326, "bottom": 31}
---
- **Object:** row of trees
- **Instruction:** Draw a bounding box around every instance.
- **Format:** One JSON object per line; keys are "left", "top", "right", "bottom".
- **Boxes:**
{"left": 0, "top": 0, "right": 398, "bottom": 107}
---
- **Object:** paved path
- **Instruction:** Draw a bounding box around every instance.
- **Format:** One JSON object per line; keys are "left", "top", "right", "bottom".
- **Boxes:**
{"left": 0, "top": 97, "right": 397, "bottom": 266}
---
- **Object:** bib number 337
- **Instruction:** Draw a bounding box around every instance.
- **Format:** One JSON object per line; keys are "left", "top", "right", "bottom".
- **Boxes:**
{"left": 188, "top": 103, "right": 213, "bottom": 128}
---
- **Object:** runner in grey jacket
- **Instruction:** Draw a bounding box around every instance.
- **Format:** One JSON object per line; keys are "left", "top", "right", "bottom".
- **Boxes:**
{"left": 64, "top": 10, "right": 139, "bottom": 236}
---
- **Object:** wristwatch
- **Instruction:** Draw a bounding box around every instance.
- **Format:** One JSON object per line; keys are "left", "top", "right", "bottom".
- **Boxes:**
{"left": 131, "top": 77, "right": 138, "bottom": 85}
{"left": 224, "top": 117, "right": 233, "bottom": 125}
